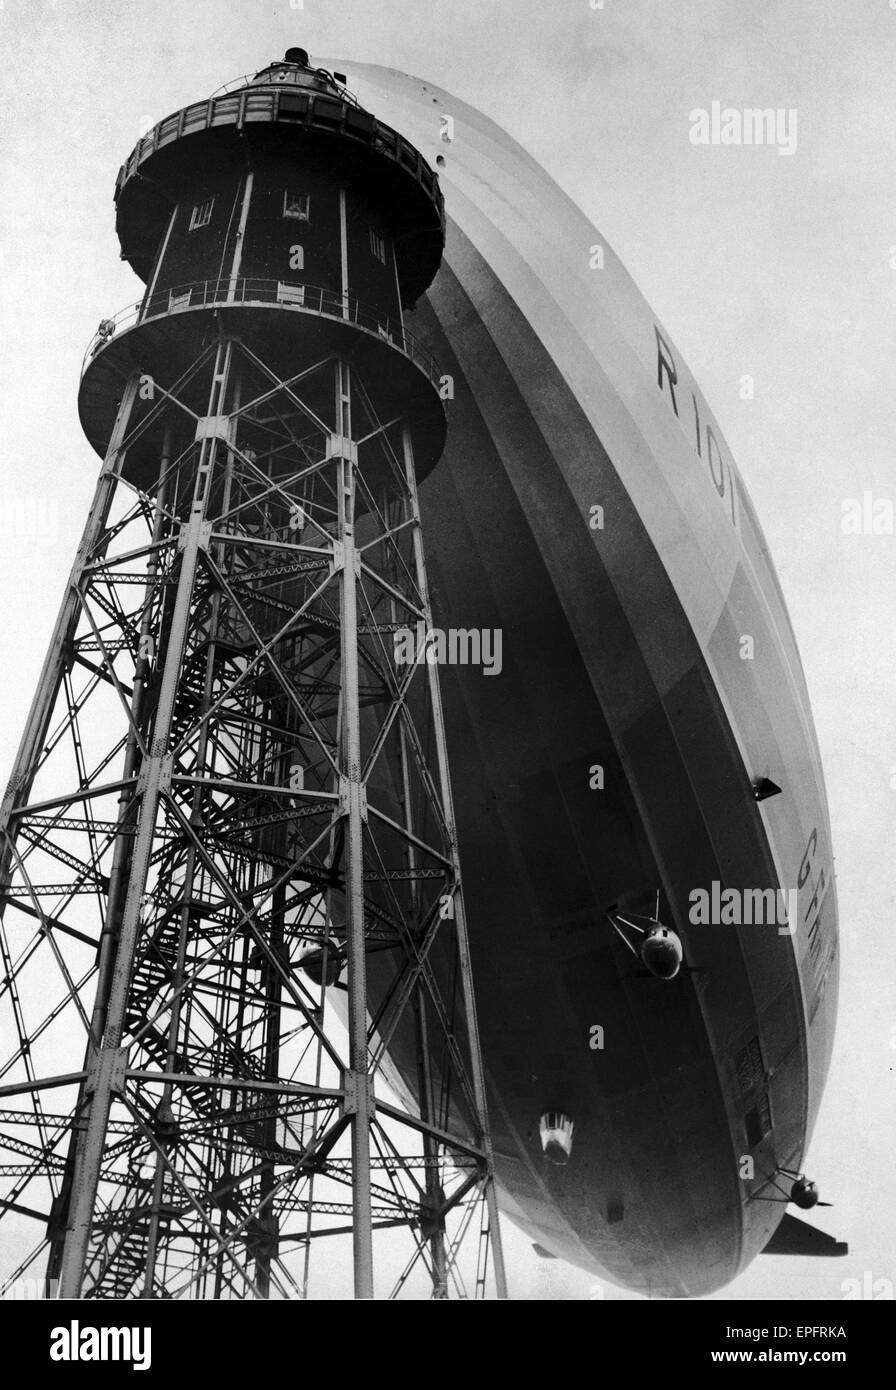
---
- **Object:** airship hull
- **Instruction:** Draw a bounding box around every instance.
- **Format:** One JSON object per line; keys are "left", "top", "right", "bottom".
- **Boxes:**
{"left": 335, "top": 64, "right": 840, "bottom": 1298}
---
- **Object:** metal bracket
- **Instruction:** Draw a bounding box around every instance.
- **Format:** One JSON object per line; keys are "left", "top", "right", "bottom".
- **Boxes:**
{"left": 85, "top": 1046, "right": 128, "bottom": 1098}
{"left": 136, "top": 753, "right": 173, "bottom": 797}
{"left": 329, "top": 542, "right": 361, "bottom": 578}
{"left": 177, "top": 518, "right": 212, "bottom": 553}
{"left": 325, "top": 433, "right": 358, "bottom": 464}
{"left": 194, "top": 415, "right": 231, "bottom": 441}
{"left": 342, "top": 1071, "right": 375, "bottom": 1118}
{"left": 338, "top": 775, "right": 368, "bottom": 823}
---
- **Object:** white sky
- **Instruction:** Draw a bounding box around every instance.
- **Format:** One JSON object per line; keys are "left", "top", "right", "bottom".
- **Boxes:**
{"left": 0, "top": 0, "right": 893, "bottom": 1301}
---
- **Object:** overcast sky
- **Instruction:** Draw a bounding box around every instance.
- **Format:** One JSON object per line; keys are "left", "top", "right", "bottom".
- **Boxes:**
{"left": 0, "top": 0, "right": 893, "bottom": 1301}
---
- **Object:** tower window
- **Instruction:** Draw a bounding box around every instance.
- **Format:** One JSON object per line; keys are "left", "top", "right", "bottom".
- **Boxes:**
{"left": 277, "top": 282, "right": 305, "bottom": 306}
{"left": 283, "top": 191, "right": 311, "bottom": 221}
{"left": 189, "top": 199, "right": 214, "bottom": 231}
{"left": 369, "top": 227, "right": 386, "bottom": 264}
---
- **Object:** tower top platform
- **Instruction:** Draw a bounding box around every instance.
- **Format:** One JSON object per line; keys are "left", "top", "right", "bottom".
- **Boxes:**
{"left": 114, "top": 50, "right": 445, "bottom": 307}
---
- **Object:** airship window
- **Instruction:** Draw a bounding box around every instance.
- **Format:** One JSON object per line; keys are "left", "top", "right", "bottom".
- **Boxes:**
{"left": 369, "top": 227, "right": 387, "bottom": 264}
{"left": 744, "top": 1094, "right": 772, "bottom": 1149}
{"left": 735, "top": 1036, "right": 764, "bottom": 1095}
{"left": 189, "top": 199, "right": 214, "bottom": 231}
{"left": 283, "top": 191, "right": 311, "bottom": 221}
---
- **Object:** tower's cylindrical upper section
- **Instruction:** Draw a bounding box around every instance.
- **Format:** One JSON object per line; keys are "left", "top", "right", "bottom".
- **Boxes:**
{"left": 80, "top": 51, "right": 448, "bottom": 482}
{"left": 114, "top": 49, "right": 445, "bottom": 313}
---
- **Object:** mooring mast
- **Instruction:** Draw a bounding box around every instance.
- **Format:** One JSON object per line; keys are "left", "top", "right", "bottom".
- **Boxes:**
{"left": 0, "top": 49, "right": 506, "bottom": 1300}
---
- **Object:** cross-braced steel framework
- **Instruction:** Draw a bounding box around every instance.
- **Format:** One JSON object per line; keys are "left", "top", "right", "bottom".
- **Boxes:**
{"left": 0, "top": 330, "right": 506, "bottom": 1299}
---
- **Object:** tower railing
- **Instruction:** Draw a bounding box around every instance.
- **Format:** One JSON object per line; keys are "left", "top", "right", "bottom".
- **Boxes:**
{"left": 82, "top": 278, "right": 443, "bottom": 389}
{"left": 209, "top": 68, "right": 364, "bottom": 107}
{"left": 115, "top": 90, "right": 443, "bottom": 226}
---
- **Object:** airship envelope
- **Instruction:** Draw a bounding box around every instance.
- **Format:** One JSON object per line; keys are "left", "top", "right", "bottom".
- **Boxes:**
{"left": 330, "top": 61, "right": 839, "bottom": 1297}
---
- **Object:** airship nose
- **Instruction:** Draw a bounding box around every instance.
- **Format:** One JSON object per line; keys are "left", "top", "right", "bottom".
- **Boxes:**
{"left": 640, "top": 926, "right": 683, "bottom": 979}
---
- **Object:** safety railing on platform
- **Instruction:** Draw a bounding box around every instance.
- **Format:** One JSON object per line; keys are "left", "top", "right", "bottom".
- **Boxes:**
{"left": 81, "top": 278, "right": 442, "bottom": 391}
{"left": 116, "top": 86, "right": 443, "bottom": 228}
{"left": 209, "top": 66, "right": 363, "bottom": 107}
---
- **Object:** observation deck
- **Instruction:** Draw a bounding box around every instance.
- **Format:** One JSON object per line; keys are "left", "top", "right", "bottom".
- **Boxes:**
{"left": 78, "top": 278, "right": 447, "bottom": 487}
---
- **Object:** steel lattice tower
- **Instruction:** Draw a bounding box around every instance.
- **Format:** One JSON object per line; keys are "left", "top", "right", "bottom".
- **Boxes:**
{"left": 0, "top": 50, "right": 506, "bottom": 1300}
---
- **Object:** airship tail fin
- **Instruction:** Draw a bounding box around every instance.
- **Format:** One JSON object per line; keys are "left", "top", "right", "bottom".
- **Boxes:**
{"left": 762, "top": 1214, "right": 848, "bottom": 1257}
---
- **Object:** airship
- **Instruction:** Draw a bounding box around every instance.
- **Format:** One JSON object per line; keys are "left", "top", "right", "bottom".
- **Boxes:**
{"left": 327, "top": 62, "right": 842, "bottom": 1297}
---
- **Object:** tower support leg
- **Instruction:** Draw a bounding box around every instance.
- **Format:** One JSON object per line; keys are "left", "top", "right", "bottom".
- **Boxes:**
{"left": 335, "top": 362, "right": 375, "bottom": 1300}
{"left": 58, "top": 342, "right": 234, "bottom": 1297}
{"left": 400, "top": 422, "right": 508, "bottom": 1300}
